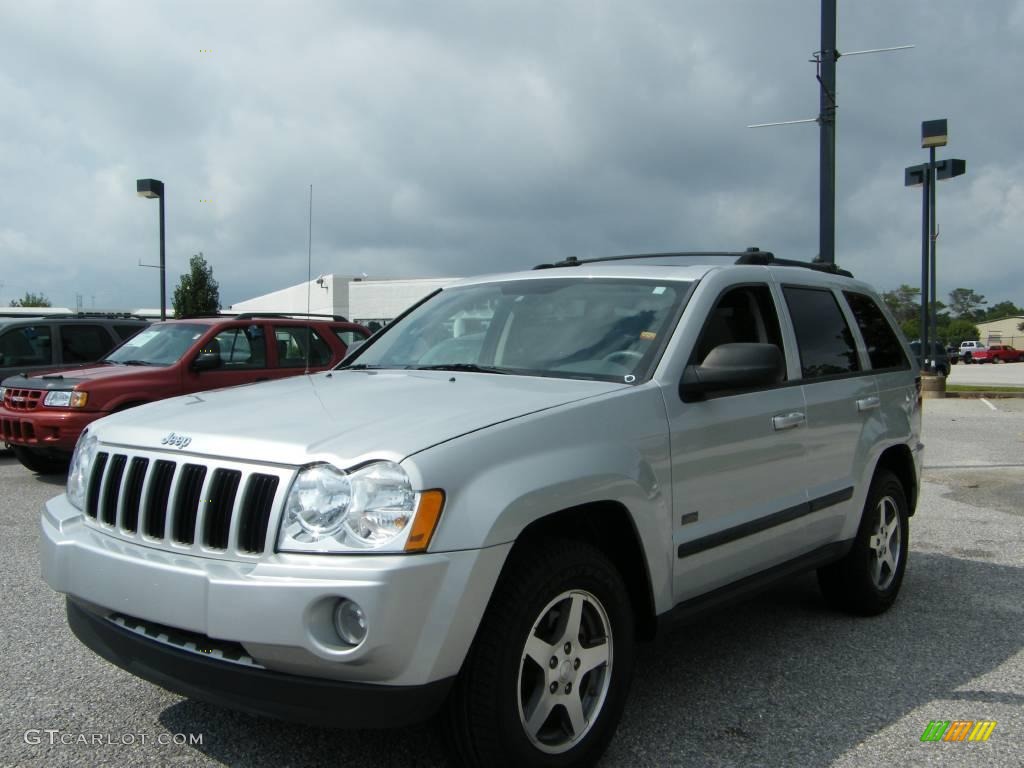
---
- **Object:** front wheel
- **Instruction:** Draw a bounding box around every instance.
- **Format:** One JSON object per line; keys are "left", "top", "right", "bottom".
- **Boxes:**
{"left": 818, "top": 469, "right": 909, "bottom": 616}
{"left": 444, "top": 539, "right": 634, "bottom": 768}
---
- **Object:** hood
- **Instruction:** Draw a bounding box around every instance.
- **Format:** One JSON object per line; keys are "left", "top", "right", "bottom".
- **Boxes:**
{"left": 3, "top": 363, "right": 162, "bottom": 390}
{"left": 92, "top": 369, "right": 627, "bottom": 466}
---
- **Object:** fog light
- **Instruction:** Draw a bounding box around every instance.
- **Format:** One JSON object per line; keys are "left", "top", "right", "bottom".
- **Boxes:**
{"left": 333, "top": 599, "right": 367, "bottom": 647}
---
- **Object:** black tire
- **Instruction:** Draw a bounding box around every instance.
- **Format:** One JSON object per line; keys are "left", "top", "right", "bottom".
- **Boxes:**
{"left": 12, "top": 445, "right": 70, "bottom": 475}
{"left": 817, "top": 469, "right": 909, "bottom": 616}
{"left": 963, "top": 353, "right": 972, "bottom": 364}
{"left": 444, "top": 539, "right": 634, "bottom": 768}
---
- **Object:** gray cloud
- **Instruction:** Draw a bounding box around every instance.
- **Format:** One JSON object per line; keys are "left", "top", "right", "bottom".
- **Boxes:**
{"left": 1, "top": 0, "right": 1021, "bottom": 311}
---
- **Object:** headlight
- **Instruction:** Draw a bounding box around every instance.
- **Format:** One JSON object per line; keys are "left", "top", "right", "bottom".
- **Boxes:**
{"left": 44, "top": 390, "right": 88, "bottom": 408}
{"left": 277, "top": 461, "right": 444, "bottom": 553}
{"left": 67, "top": 431, "right": 99, "bottom": 510}
{"left": 0, "top": 386, "right": 7, "bottom": 402}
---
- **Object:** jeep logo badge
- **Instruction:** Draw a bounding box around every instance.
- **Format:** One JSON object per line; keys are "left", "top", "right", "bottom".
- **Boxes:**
{"left": 161, "top": 432, "right": 192, "bottom": 449}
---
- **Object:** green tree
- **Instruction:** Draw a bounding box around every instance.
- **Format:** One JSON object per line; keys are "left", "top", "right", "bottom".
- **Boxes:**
{"left": 947, "top": 288, "right": 987, "bottom": 319}
{"left": 900, "top": 318, "right": 919, "bottom": 341}
{"left": 881, "top": 284, "right": 920, "bottom": 324}
{"left": 981, "top": 300, "right": 1023, "bottom": 321}
{"left": 172, "top": 252, "right": 221, "bottom": 318}
{"left": 943, "top": 318, "right": 979, "bottom": 345}
{"left": 9, "top": 292, "right": 51, "bottom": 307}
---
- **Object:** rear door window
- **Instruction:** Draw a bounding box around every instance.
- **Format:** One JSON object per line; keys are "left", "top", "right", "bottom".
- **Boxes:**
{"left": 60, "top": 324, "right": 114, "bottom": 363}
{"left": 274, "top": 326, "right": 332, "bottom": 367}
{"left": 842, "top": 292, "right": 909, "bottom": 371}
{"left": 783, "top": 287, "right": 861, "bottom": 379}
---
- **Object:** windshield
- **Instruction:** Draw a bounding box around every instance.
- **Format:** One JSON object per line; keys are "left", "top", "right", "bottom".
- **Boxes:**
{"left": 105, "top": 323, "right": 207, "bottom": 366}
{"left": 346, "top": 278, "right": 689, "bottom": 382}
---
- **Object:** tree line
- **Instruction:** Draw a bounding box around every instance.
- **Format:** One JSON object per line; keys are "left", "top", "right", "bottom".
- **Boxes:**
{"left": 881, "top": 286, "right": 1024, "bottom": 345}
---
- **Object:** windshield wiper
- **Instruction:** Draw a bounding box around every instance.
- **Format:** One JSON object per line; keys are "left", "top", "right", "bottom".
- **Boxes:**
{"left": 410, "top": 363, "right": 508, "bottom": 374}
{"left": 118, "top": 359, "right": 157, "bottom": 366}
{"left": 338, "top": 363, "right": 390, "bottom": 370}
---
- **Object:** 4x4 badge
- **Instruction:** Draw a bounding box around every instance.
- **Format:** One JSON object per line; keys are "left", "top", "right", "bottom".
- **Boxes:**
{"left": 161, "top": 432, "right": 192, "bottom": 449}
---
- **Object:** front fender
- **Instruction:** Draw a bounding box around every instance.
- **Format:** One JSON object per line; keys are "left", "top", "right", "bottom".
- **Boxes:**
{"left": 403, "top": 385, "right": 674, "bottom": 614}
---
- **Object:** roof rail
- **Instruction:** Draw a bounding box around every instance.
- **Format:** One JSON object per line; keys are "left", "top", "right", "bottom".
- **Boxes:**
{"left": 734, "top": 249, "right": 854, "bottom": 278}
{"left": 534, "top": 248, "right": 775, "bottom": 270}
{"left": 232, "top": 312, "right": 350, "bottom": 322}
{"left": 534, "top": 246, "right": 854, "bottom": 278}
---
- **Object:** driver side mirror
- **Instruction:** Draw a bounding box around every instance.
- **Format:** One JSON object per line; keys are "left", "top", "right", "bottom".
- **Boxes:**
{"left": 679, "top": 343, "right": 784, "bottom": 402}
{"left": 192, "top": 349, "right": 222, "bottom": 371}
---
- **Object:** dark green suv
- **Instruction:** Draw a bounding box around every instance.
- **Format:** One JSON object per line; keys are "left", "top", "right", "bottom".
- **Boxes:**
{"left": 0, "top": 315, "right": 149, "bottom": 382}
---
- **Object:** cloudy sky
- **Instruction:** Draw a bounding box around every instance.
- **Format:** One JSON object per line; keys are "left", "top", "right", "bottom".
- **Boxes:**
{"left": 2, "top": 1, "right": 1022, "bottom": 311}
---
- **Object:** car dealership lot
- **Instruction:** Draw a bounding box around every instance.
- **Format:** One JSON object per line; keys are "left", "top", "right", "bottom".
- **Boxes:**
{"left": 1, "top": 398, "right": 1021, "bottom": 767}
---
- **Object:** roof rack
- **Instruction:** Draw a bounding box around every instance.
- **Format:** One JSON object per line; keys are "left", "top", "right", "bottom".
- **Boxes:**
{"left": 734, "top": 250, "right": 854, "bottom": 278}
{"left": 232, "top": 312, "right": 350, "bottom": 322}
{"left": 534, "top": 246, "right": 854, "bottom": 278}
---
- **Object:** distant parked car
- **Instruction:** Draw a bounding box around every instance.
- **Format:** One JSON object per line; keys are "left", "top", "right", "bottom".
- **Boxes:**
{"left": 0, "top": 315, "right": 148, "bottom": 382}
{"left": 0, "top": 314, "right": 369, "bottom": 473}
{"left": 971, "top": 344, "right": 1022, "bottom": 364}
{"left": 958, "top": 340, "right": 985, "bottom": 363}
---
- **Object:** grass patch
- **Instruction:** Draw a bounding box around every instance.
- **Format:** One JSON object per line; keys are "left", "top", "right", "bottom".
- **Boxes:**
{"left": 946, "top": 384, "right": 1024, "bottom": 393}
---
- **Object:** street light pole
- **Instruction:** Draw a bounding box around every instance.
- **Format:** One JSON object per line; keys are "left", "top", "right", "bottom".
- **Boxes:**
{"left": 928, "top": 145, "right": 938, "bottom": 357}
{"left": 158, "top": 191, "right": 166, "bottom": 321}
{"left": 136, "top": 178, "right": 166, "bottom": 320}
{"left": 904, "top": 120, "right": 966, "bottom": 376}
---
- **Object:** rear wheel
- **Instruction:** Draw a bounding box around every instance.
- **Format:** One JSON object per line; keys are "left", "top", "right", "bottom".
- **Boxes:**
{"left": 818, "top": 470, "right": 909, "bottom": 616}
{"left": 12, "top": 445, "right": 70, "bottom": 475}
{"left": 444, "top": 539, "right": 634, "bottom": 768}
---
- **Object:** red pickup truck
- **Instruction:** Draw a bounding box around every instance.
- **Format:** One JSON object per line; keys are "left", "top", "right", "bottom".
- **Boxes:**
{"left": 0, "top": 314, "right": 368, "bottom": 472}
{"left": 971, "top": 344, "right": 1022, "bottom": 364}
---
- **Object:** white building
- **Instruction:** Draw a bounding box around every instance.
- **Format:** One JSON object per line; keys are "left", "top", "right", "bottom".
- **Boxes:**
{"left": 348, "top": 278, "right": 458, "bottom": 327}
{"left": 230, "top": 275, "right": 459, "bottom": 328}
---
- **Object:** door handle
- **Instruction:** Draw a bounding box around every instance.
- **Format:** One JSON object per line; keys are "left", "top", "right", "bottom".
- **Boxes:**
{"left": 857, "top": 396, "right": 881, "bottom": 412}
{"left": 772, "top": 412, "right": 805, "bottom": 431}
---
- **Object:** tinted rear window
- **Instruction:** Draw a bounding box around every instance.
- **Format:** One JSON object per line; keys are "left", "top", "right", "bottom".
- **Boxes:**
{"left": 843, "top": 292, "right": 909, "bottom": 371}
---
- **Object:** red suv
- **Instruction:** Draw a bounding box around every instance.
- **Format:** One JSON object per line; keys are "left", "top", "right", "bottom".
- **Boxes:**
{"left": 0, "top": 314, "right": 368, "bottom": 472}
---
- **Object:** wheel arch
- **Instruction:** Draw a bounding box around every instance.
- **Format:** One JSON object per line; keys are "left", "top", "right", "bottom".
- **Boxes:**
{"left": 514, "top": 501, "right": 659, "bottom": 641}
{"left": 873, "top": 444, "right": 918, "bottom": 516}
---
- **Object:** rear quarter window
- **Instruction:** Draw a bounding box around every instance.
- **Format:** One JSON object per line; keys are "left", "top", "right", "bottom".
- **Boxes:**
{"left": 843, "top": 292, "right": 909, "bottom": 371}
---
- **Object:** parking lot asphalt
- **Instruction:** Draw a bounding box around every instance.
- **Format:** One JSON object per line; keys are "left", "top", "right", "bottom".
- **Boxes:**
{"left": 947, "top": 360, "right": 1024, "bottom": 388}
{"left": 0, "top": 398, "right": 1021, "bottom": 767}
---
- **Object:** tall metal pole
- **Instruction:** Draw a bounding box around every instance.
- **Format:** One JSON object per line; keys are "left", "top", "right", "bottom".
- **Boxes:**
{"left": 919, "top": 166, "right": 930, "bottom": 368}
{"left": 928, "top": 146, "right": 938, "bottom": 368}
{"left": 159, "top": 192, "right": 166, "bottom": 321}
{"left": 818, "top": 0, "right": 837, "bottom": 264}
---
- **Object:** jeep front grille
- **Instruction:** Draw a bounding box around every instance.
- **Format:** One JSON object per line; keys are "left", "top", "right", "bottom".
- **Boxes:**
{"left": 84, "top": 449, "right": 287, "bottom": 558}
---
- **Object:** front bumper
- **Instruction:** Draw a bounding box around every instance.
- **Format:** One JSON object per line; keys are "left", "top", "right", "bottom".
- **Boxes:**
{"left": 42, "top": 494, "right": 511, "bottom": 690}
{"left": 67, "top": 598, "right": 453, "bottom": 727}
{"left": 0, "top": 405, "right": 99, "bottom": 451}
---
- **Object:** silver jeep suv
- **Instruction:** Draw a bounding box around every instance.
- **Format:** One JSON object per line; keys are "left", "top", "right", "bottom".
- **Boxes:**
{"left": 41, "top": 250, "right": 922, "bottom": 767}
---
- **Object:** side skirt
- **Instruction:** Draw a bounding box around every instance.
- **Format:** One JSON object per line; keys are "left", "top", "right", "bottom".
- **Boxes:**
{"left": 656, "top": 540, "right": 854, "bottom": 632}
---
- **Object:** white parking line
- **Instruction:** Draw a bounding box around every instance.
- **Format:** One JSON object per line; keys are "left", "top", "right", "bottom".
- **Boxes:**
{"left": 979, "top": 397, "right": 998, "bottom": 411}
